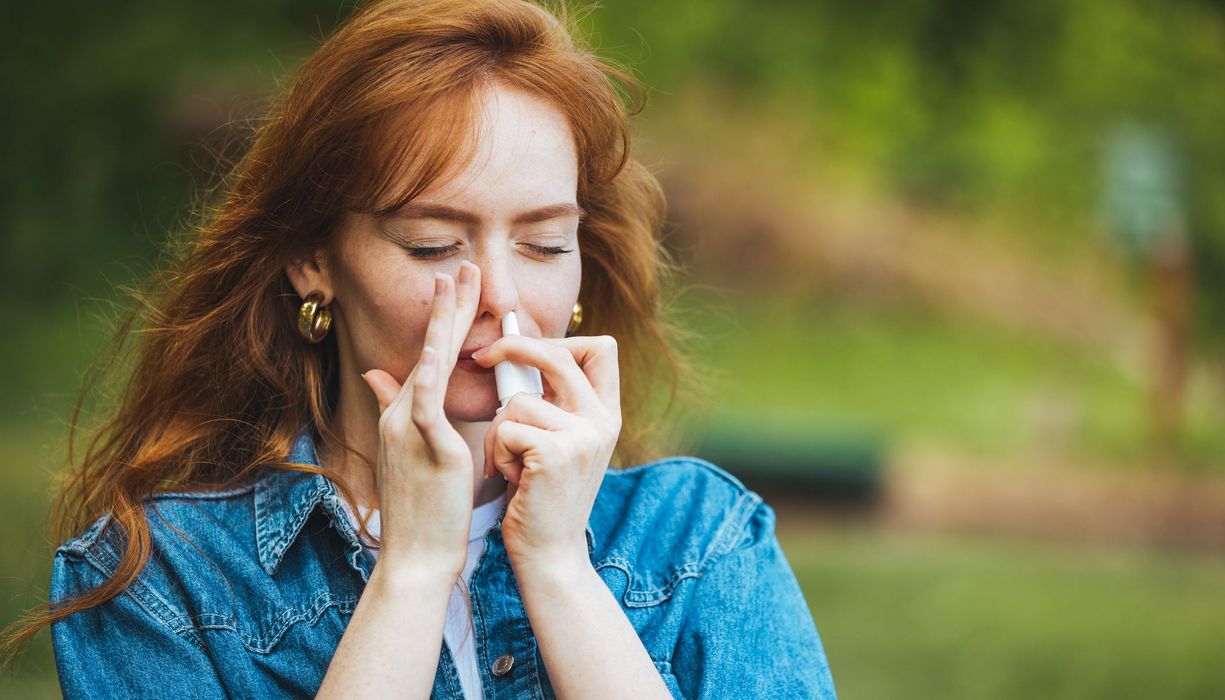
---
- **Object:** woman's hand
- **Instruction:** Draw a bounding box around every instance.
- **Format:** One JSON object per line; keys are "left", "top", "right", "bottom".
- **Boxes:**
{"left": 470, "top": 334, "right": 622, "bottom": 571}
{"left": 359, "top": 261, "right": 482, "bottom": 580}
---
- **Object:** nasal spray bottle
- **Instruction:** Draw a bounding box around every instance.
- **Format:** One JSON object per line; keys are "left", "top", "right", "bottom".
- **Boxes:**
{"left": 493, "top": 311, "right": 543, "bottom": 414}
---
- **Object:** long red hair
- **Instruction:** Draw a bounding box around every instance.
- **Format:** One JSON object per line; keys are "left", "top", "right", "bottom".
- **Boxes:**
{"left": 1, "top": 0, "right": 705, "bottom": 669}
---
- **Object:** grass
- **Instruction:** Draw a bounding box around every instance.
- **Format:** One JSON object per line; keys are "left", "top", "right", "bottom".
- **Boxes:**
{"left": 675, "top": 291, "right": 1225, "bottom": 468}
{"left": 780, "top": 520, "right": 1225, "bottom": 699}
{"left": 0, "top": 421, "right": 67, "bottom": 698}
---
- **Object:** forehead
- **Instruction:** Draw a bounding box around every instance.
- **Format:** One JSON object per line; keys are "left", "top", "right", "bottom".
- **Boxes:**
{"left": 399, "top": 82, "right": 579, "bottom": 216}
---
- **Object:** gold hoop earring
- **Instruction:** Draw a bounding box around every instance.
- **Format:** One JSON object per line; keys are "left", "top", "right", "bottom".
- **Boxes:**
{"left": 567, "top": 301, "right": 583, "bottom": 335}
{"left": 298, "top": 291, "right": 332, "bottom": 343}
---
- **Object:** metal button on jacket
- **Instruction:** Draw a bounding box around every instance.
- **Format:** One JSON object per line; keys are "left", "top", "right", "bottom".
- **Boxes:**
{"left": 491, "top": 654, "right": 515, "bottom": 677}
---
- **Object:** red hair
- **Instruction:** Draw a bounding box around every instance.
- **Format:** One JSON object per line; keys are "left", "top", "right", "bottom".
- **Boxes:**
{"left": 1, "top": 0, "right": 705, "bottom": 668}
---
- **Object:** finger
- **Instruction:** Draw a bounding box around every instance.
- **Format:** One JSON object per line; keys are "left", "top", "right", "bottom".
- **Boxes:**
{"left": 419, "top": 272, "right": 457, "bottom": 376}
{"left": 501, "top": 392, "right": 583, "bottom": 431}
{"left": 409, "top": 345, "right": 446, "bottom": 443}
{"left": 452, "top": 261, "right": 481, "bottom": 357}
{"left": 482, "top": 407, "right": 512, "bottom": 480}
{"left": 483, "top": 405, "right": 505, "bottom": 479}
{"left": 482, "top": 393, "right": 577, "bottom": 478}
{"left": 490, "top": 420, "right": 552, "bottom": 485}
{"left": 470, "top": 335, "right": 600, "bottom": 414}
{"left": 539, "top": 335, "right": 621, "bottom": 418}
{"left": 363, "top": 327, "right": 438, "bottom": 415}
{"left": 361, "top": 369, "right": 401, "bottom": 414}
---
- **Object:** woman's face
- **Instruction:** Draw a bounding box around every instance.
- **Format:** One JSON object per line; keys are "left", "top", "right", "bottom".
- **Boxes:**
{"left": 293, "top": 82, "right": 583, "bottom": 422}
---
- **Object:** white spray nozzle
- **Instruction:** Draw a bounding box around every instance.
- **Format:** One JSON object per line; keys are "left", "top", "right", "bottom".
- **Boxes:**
{"left": 493, "top": 311, "right": 544, "bottom": 411}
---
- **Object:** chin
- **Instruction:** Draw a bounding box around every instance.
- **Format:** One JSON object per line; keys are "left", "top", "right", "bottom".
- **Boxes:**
{"left": 443, "top": 386, "right": 501, "bottom": 422}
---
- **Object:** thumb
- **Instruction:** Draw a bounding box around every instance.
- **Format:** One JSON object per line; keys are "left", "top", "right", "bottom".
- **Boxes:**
{"left": 361, "top": 369, "right": 402, "bottom": 414}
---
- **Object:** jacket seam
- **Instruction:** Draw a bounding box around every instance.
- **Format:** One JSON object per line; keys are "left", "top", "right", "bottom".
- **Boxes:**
{"left": 594, "top": 557, "right": 703, "bottom": 607}
{"left": 594, "top": 557, "right": 703, "bottom": 596}
{"left": 706, "top": 489, "right": 763, "bottom": 560}
{"left": 56, "top": 513, "right": 112, "bottom": 555}
{"left": 147, "top": 480, "right": 260, "bottom": 501}
{"left": 589, "top": 459, "right": 761, "bottom": 608}
{"left": 607, "top": 456, "right": 749, "bottom": 493}
{"left": 182, "top": 590, "right": 361, "bottom": 654}
{"left": 79, "top": 535, "right": 361, "bottom": 654}
{"left": 74, "top": 543, "right": 209, "bottom": 652}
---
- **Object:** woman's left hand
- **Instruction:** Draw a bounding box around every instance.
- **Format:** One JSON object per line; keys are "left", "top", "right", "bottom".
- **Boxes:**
{"left": 470, "top": 334, "right": 621, "bottom": 572}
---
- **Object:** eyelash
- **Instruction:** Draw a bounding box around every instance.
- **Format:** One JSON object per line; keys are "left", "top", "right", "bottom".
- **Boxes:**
{"left": 407, "top": 243, "right": 574, "bottom": 259}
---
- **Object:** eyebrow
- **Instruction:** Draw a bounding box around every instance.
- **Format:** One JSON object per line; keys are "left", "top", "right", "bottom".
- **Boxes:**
{"left": 387, "top": 202, "right": 585, "bottom": 225}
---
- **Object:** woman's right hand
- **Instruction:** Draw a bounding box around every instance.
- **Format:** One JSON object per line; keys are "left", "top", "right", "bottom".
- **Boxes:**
{"left": 359, "top": 260, "right": 482, "bottom": 581}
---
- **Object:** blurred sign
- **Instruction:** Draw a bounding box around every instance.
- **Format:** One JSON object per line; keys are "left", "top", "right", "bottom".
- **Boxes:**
{"left": 1102, "top": 124, "right": 1185, "bottom": 257}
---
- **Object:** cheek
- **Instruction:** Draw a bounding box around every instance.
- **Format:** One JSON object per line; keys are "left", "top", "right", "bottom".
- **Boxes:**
{"left": 519, "top": 263, "right": 581, "bottom": 335}
{"left": 348, "top": 274, "right": 436, "bottom": 371}
{"left": 380, "top": 281, "right": 435, "bottom": 344}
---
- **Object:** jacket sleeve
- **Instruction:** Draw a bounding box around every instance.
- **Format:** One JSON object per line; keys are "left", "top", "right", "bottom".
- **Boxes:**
{"left": 50, "top": 549, "right": 228, "bottom": 700}
{"left": 670, "top": 500, "right": 839, "bottom": 700}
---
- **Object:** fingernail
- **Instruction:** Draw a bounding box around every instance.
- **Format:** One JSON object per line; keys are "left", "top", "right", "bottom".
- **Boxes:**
{"left": 471, "top": 346, "right": 488, "bottom": 359}
{"left": 434, "top": 274, "right": 445, "bottom": 296}
{"left": 458, "top": 262, "right": 474, "bottom": 285}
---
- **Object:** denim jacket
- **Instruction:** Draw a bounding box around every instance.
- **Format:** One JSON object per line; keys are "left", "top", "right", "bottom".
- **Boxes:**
{"left": 50, "top": 427, "right": 838, "bottom": 699}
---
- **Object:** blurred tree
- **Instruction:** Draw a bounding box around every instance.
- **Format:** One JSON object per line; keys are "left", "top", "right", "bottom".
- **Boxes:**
{"left": 0, "top": 0, "right": 353, "bottom": 306}
{"left": 5, "top": 0, "right": 1225, "bottom": 354}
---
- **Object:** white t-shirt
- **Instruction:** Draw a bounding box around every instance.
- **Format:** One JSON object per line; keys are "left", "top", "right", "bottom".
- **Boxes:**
{"left": 339, "top": 491, "right": 509, "bottom": 700}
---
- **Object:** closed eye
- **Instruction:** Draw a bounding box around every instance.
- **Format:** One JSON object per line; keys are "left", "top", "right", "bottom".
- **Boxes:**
{"left": 523, "top": 244, "right": 575, "bottom": 256}
{"left": 406, "top": 243, "right": 575, "bottom": 259}
{"left": 407, "top": 243, "right": 461, "bottom": 259}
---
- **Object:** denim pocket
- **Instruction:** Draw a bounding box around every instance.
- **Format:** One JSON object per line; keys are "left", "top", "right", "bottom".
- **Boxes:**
{"left": 190, "top": 589, "right": 359, "bottom": 654}
{"left": 595, "top": 557, "right": 702, "bottom": 608}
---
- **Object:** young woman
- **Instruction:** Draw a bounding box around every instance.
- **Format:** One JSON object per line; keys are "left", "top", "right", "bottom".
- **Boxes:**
{"left": 7, "top": 0, "right": 838, "bottom": 696}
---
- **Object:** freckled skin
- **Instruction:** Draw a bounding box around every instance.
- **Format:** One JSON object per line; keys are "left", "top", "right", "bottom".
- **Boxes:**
{"left": 294, "top": 81, "right": 582, "bottom": 424}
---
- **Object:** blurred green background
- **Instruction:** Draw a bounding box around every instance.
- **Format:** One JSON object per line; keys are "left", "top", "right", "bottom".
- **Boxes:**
{"left": 5, "top": 0, "right": 1225, "bottom": 697}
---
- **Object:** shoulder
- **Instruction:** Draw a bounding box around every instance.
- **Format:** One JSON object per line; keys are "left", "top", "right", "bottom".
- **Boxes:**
{"left": 588, "top": 456, "right": 774, "bottom": 606}
{"left": 49, "top": 470, "right": 367, "bottom": 663}
{"left": 51, "top": 480, "right": 263, "bottom": 608}
{"left": 54, "top": 479, "right": 260, "bottom": 565}
{"left": 594, "top": 455, "right": 766, "bottom": 542}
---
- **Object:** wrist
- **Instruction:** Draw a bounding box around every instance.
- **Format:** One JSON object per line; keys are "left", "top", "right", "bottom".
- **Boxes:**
{"left": 369, "top": 556, "right": 459, "bottom": 598}
{"left": 509, "top": 546, "right": 593, "bottom": 587}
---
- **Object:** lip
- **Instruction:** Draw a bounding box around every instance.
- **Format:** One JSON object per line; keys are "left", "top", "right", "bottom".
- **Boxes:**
{"left": 459, "top": 342, "right": 492, "bottom": 359}
{"left": 456, "top": 357, "right": 494, "bottom": 373}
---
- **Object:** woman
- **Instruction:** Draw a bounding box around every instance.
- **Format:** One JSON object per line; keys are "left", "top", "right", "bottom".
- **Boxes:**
{"left": 6, "top": 0, "right": 837, "bottom": 697}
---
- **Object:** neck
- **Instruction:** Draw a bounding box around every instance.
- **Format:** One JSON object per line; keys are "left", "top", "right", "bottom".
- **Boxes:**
{"left": 318, "top": 370, "right": 507, "bottom": 513}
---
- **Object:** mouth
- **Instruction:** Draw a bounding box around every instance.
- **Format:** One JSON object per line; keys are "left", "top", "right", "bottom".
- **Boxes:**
{"left": 456, "top": 356, "right": 494, "bottom": 373}
{"left": 458, "top": 343, "right": 491, "bottom": 360}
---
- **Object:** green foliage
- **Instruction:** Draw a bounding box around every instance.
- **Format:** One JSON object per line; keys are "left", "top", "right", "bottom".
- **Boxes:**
{"left": 680, "top": 293, "right": 1225, "bottom": 465}
{"left": 788, "top": 525, "right": 1225, "bottom": 699}
{"left": 1, "top": 0, "right": 350, "bottom": 304}
{"left": 585, "top": 0, "right": 1225, "bottom": 330}
{"left": 6, "top": 0, "right": 1224, "bottom": 327}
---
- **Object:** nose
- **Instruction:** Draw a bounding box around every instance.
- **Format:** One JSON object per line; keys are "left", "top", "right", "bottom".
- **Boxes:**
{"left": 471, "top": 249, "right": 520, "bottom": 322}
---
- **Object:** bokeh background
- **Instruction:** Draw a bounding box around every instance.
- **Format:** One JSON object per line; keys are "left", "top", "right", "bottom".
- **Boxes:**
{"left": 5, "top": 0, "right": 1225, "bottom": 697}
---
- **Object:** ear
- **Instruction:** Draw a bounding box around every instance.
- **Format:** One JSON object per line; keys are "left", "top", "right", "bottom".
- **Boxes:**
{"left": 285, "top": 247, "right": 333, "bottom": 303}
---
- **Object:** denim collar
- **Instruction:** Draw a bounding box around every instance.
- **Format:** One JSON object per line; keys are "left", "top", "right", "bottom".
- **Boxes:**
{"left": 253, "top": 425, "right": 597, "bottom": 576}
